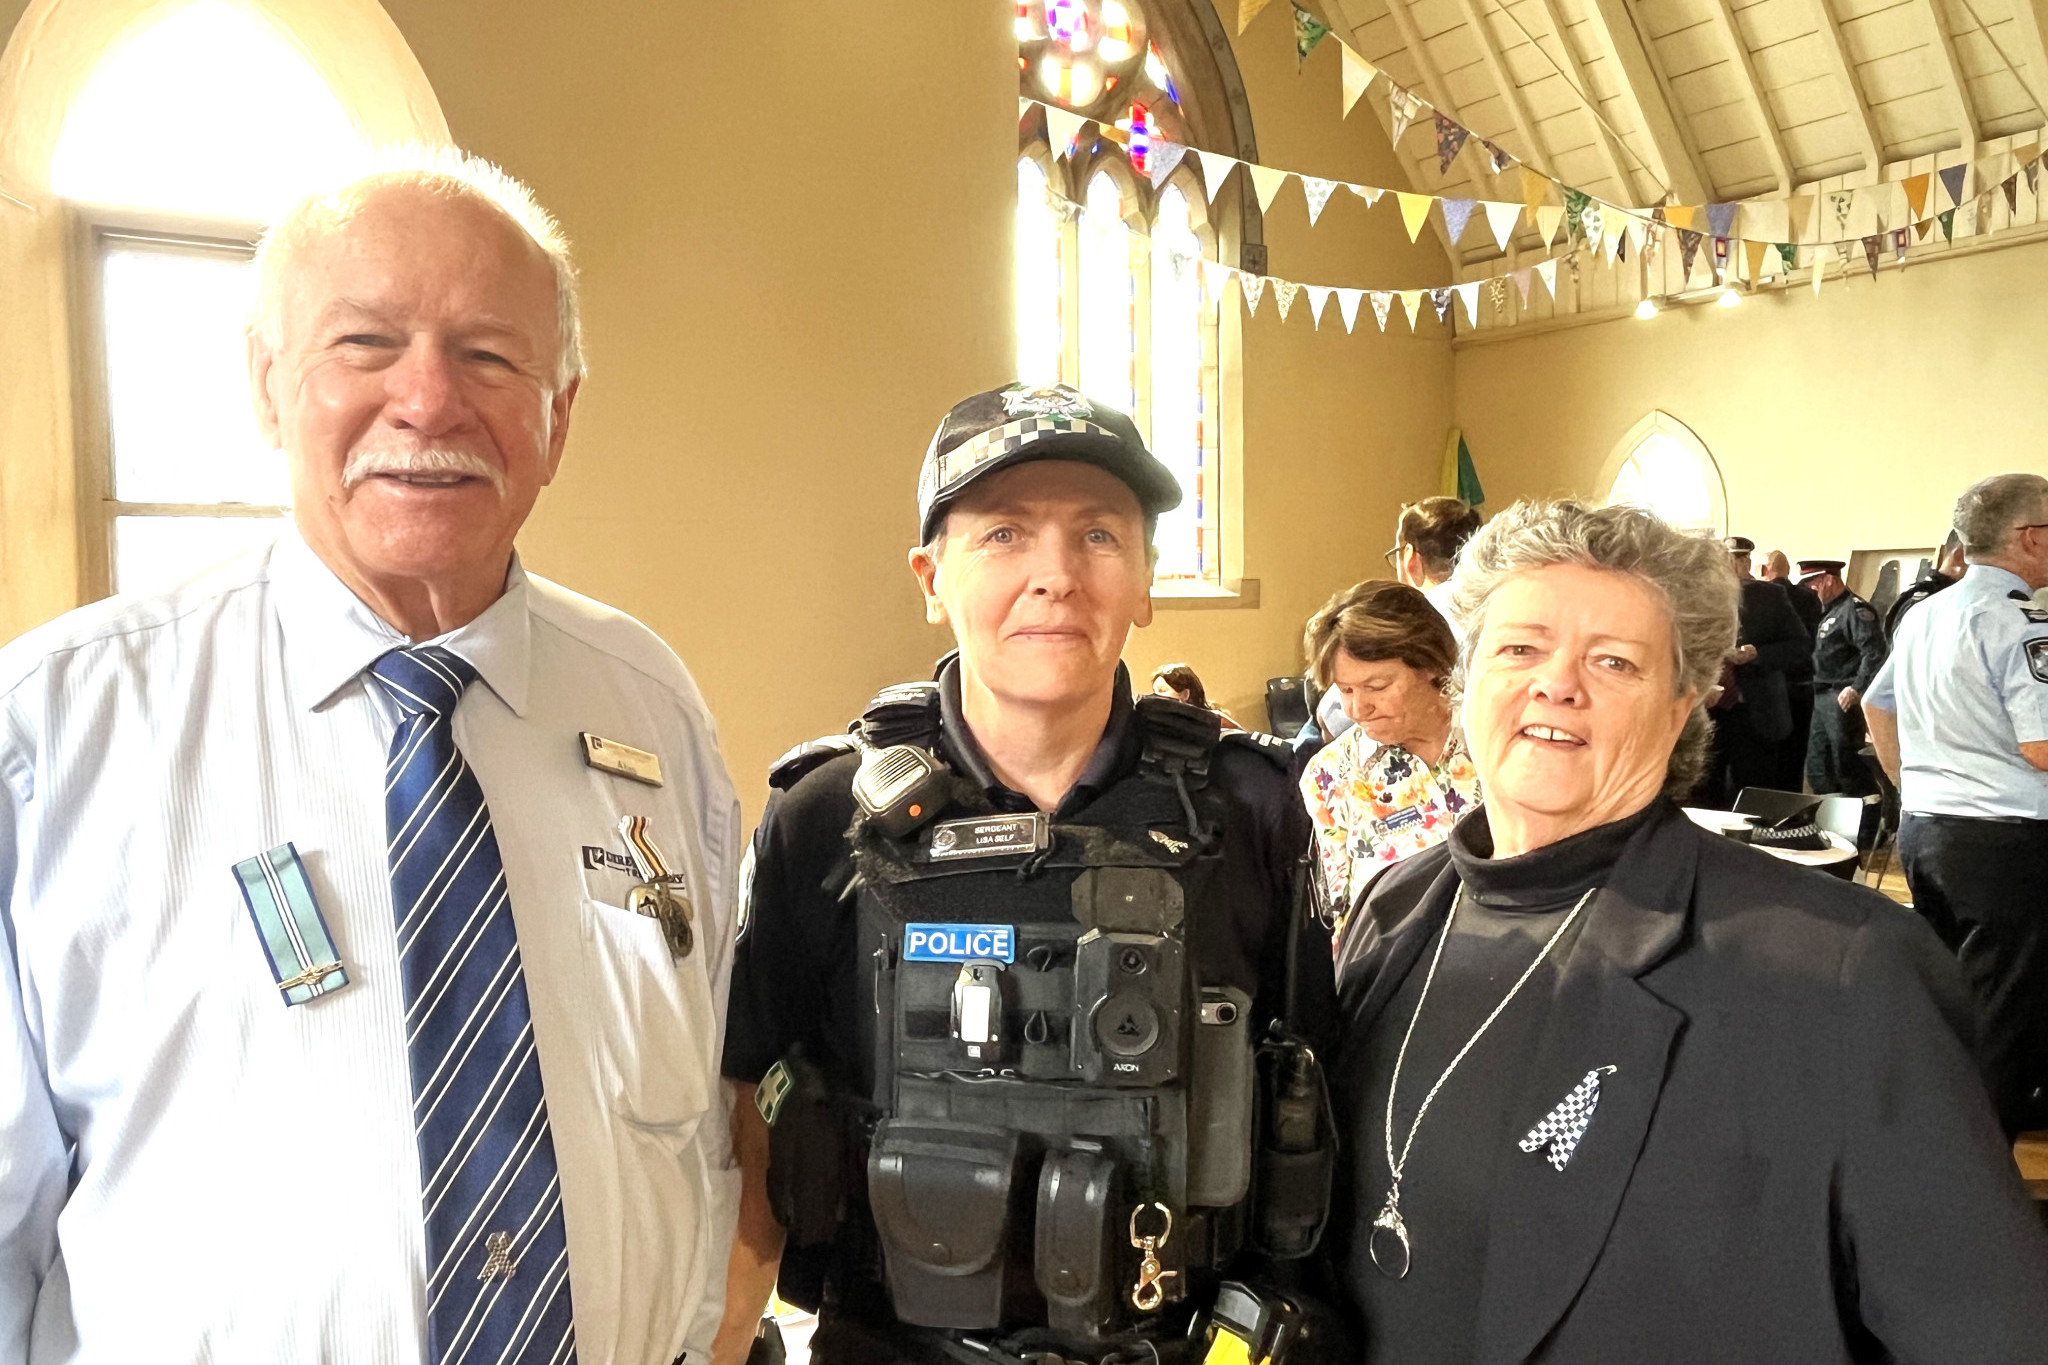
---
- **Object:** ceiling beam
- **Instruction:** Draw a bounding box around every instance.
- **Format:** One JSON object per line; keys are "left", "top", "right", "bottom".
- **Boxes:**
{"left": 1805, "top": 0, "right": 1885, "bottom": 179}
{"left": 1525, "top": 0, "right": 1640, "bottom": 202}
{"left": 1456, "top": 0, "right": 1562, "bottom": 179}
{"left": 1576, "top": 0, "right": 1712, "bottom": 202}
{"left": 1917, "top": 0, "right": 1982, "bottom": 158}
{"left": 1991, "top": 0, "right": 2048, "bottom": 124}
{"left": 1323, "top": 0, "right": 1462, "bottom": 256}
{"left": 1702, "top": 0, "right": 1796, "bottom": 192}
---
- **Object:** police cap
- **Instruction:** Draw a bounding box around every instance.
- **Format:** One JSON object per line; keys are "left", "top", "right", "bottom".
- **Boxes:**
{"left": 1798, "top": 559, "right": 1846, "bottom": 578}
{"left": 917, "top": 383, "right": 1183, "bottom": 543}
{"left": 1724, "top": 535, "right": 1756, "bottom": 554}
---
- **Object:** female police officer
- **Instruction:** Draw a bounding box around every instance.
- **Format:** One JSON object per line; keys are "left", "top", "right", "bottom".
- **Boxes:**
{"left": 712, "top": 385, "right": 1340, "bottom": 1365}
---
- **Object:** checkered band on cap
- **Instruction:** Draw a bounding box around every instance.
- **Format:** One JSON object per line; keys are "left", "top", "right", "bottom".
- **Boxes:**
{"left": 917, "top": 414, "right": 1118, "bottom": 510}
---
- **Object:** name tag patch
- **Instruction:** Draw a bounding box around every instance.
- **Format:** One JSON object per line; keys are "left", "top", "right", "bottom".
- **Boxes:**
{"left": 1376, "top": 805, "right": 1426, "bottom": 836}
{"left": 904, "top": 922, "right": 1016, "bottom": 963}
{"left": 581, "top": 845, "right": 637, "bottom": 874}
{"left": 927, "top": 812, "right": 1051, "bottom": 861}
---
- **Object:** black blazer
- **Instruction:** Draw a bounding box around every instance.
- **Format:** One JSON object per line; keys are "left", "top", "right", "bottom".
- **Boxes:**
{"left": 1732, "top": 578, "right": 1812, "bottom": 741}
{"left": 1331, "top": 803, "right": 2048, "bottom": 1364}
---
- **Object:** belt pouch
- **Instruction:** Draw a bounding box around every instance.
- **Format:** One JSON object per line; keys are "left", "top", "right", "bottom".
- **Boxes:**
{"left": 1251, "top": 1041, "right": 1335, "bottom": 1260}
{"left": 1187, "top": 986, "right": 1254, "bottom": 1207}
{"left": 1033, "top": 1146, "right": 1120, "bottom": 1339}
{"left": 867, "top": 1120, "right": 1023, "bottom": 1330}
{"left": 766, "top": 1050, "right": 849, "bottom": 1250}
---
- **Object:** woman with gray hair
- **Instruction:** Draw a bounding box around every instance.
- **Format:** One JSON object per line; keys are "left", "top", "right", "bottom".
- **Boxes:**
{"left": 1327, "top": 499, "right": 2048, "bottom": 1363}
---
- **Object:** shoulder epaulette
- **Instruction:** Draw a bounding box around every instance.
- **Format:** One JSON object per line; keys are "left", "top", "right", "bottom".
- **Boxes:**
{"left": 860, "top": 680, "right": 943, "bottom": 749}
{"left": 1219, "top": 727, "right": 1293, "bottom": 769}
{"left": 1134, "top": 695, "right": 1222, "bottom": 790}
{"left": 767, "top": 734, "right": 858, "bottom": 791}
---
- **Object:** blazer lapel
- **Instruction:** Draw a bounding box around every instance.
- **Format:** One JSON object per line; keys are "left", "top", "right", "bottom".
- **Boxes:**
{"left": 1337, "top": 855, "right": 1460, "bottom": 1031}
{"left": 1471, "top": 806, "right": 1700, "bottom": 1365}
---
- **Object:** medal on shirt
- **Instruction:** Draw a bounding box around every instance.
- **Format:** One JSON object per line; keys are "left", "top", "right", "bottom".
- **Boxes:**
{"left": 616, "top": 815, "right": 694, "bottom": 960}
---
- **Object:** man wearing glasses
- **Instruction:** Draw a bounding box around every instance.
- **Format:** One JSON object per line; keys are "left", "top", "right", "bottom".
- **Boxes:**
{"left": 1865, "top": 472, "right": 2048, "bottom": 1139}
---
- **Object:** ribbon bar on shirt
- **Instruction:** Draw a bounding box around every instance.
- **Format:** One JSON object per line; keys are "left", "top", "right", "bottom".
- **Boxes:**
{"left": 233, "top": 842, "right": 349, "bottom": 1005}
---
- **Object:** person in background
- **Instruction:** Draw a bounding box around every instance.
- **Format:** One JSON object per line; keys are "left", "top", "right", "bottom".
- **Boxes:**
{"left": 1885, "top": 528, "right": 1968, "bottom": 639}
{"left": 1763, "top": 549, "right": 1824, "bottom": 632}
{"left": 1865, "top": 472, "right": 2048, "bottom": 1138}
{"left": 1761, "top": 548, "right": 1822, "bottom": 788}
{"left": 1702, "top": 535, "right": 1810, "bottom": 806}
{"left": 1150, "top": 660, "right": 1242, "bottom": 729}
{"left": 1800, "top": 558, "right": 1886, "bottom": 796}
{"left": 1329, "top": 499, "right": 2048, "bottom": 1364}
{"left": 1300, "top": 580, "right": 1479, "bottom": 938}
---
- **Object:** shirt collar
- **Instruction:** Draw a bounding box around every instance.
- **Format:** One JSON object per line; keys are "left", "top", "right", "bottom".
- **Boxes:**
{"left": 1964, "top": 562, "right": 2034, "bottom": 600}
{"left": 270, "top": 525, "right": 533, "bottom": 718}
{"left": 936, "top": 654, "right": 1139, "bottom": 815}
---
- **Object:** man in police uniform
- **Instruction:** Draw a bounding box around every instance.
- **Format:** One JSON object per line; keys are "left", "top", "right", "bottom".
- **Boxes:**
{"left": 1885, "top": 530, "right": 1967, "bottom": 640}
{"left": 1799, "top": 559, "right": 1886, "bottom": 795}
{"left": 1865, "top": 472, "right": 2048, "bottom": 1138}
{"left": 712, "top": 384, "right": 1339, "bottom": 1365}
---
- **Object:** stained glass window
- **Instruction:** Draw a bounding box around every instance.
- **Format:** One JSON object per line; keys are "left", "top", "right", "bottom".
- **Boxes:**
{"left": 1079, "top": 173, "right": 1136, "bottom": 417}
{"left": 1015, "top": 158, "right": 1063, "bottom": 388}
{"left": 1149, "top": 184, "right": 1206, "bottom": 580}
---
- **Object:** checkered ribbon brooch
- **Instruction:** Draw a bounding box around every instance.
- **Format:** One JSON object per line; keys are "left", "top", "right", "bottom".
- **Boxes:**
{"left": 1519, "top": 1065, "right": 1617, "bottom": 1172}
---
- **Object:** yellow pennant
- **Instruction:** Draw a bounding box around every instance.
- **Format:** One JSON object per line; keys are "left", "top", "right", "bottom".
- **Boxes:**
{"left": 1400, "top": 289, "right": 1425, "bottom": 329}
{"left": 1903, "top": 173, "right": 1932, "bottom": 221}
{"left": 1398, "top": 191, "right": 1435, "bottom": 242}
{"left": 1663, "top": 204, "right": 1698, "bottom": 231}
{"left": 1743, "top": 239, "right": 1769, "bottom": 282}
{"left": 1249, "top": 164, "right": 1289, "bottom": 213}
{"left": 1341, "top": 44, "right": 1377, "bottom": 117}
{"left": 1536, "top": 204, "right": 1565, "bottom": 246}
{"left": 1519, "top": 166, "right": 1552, "bottom": 211}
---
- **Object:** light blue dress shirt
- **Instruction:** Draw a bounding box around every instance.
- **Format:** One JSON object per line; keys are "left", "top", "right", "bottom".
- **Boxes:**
{"left": 0, "top": 531, "right": 742, "bottom": 1364}
{"left": 1865, "top": 563, "right": 2048, "bottom": 819}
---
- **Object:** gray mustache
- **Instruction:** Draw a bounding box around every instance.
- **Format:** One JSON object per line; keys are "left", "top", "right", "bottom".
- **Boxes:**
{"left": 341, "top": 447, "right": 505, "bottom": 495}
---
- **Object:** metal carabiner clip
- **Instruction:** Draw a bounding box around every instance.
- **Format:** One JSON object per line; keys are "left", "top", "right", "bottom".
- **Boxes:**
{"left": 1127, "top": 1201, "right": 1178, "bottom": 1312}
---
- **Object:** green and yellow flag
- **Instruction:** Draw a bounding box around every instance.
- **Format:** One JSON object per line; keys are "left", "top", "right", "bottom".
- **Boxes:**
{"left": 1441, "top": 428, "right": 1485, "bottom": 507}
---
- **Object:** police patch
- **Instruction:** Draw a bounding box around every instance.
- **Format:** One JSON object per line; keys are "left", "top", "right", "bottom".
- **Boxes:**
{"left": 903, "top": 922, "right": 1016, "bottom": 963}
{"left": 2029, "top": 637, "right": 2048, "bottom": 684}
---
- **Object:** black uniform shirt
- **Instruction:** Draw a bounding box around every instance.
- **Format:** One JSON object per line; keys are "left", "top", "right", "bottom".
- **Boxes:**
{"left": 1812, "top": 590, "right": 1886, "bottom": 692}
{"left": 1341, "top": 802, "right": 1659, "bottom": 1365}
{"left": 722, "top": 659, "right": 1338, "bottom": 1094}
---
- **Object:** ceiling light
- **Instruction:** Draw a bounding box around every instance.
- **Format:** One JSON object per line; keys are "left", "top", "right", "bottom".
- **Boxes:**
{"left": 1716, "top": 287, "right": 1741, "bottom": 308}
{"left": 1634, "top": 297, "right": 1658, "bottom": 320}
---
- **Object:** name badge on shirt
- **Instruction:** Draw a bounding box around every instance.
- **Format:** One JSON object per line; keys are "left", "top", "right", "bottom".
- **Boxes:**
{"left": 581, "top": 732, "right": 664, "bottom": 787}
{"left": 232, "top": 842, "right": 350, "bottom": 1005}
{"left": 1375, "top": 805, "right": 1426, "bottom": 838}
{"left": 927, "top": 812, "right": 1051, "bottom": 861}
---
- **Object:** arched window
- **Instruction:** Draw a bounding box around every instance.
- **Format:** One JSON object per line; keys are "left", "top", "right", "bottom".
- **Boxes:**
{"left": 1014, "top": 156, "right": 1063, "bottom": 389}
{"left": 1599, "top": 412, "right": 1727, "bottom": 537}
{"left": 1148, "top": 180, "right": 1208, "bottom": 581}
{"left": 1078, "top": 171, "right": 1137, "bottom": 416}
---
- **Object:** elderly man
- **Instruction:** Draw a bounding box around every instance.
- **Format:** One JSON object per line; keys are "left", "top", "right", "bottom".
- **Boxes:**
{"left": 713, "top": 384, "right": 1339, "bottom": 1365}
{"left": 1866, "top": 472, "right": 2048, "bottom": 1138}
{"left": 0, "top": 154, "right": 740, "bottom": 1363}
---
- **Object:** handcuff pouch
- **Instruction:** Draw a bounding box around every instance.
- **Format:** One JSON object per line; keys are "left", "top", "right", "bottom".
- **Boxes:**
{"left": 867, "top": 1120, "right": 1024, "bottom": 1330}
{"left": 1032, "top": 1145, "right": 1120, "bottom": 1339}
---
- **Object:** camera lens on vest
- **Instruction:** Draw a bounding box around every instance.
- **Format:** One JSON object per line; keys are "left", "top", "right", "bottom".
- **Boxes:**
{"left": 1096, "top": 995, "right": 1161, "bottom": 1057}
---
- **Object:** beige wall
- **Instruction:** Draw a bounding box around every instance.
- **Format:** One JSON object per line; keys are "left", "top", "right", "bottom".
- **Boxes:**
{"left": 1452, "top": 236, "right": 2048, "bottom": 564}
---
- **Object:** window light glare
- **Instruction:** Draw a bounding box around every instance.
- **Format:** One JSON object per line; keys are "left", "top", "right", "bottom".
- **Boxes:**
{"left": 1068, "top": 60, "right": 1102, "bottom": 104}
{"left": 1100, "top": 36, "right": 1133, "bottom": 62}
{"left": 1717, "top": 286, "right": 1741, "bottom": 308}
{"left": 1634, "top": 297, "right": 1658, "bottom": 320}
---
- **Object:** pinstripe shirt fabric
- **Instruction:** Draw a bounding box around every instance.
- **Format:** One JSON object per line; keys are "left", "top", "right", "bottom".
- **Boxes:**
{"left": 0, "top": 530, "right": 742, "bottom": 1365}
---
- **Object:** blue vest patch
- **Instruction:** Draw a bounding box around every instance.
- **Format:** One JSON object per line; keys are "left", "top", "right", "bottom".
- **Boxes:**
{"left": 903, "top": 922, "right": 1016, "bottom": 963}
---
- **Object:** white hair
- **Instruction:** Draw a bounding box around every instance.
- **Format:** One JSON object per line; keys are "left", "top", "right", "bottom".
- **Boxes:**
{"left": 249, "top": 144, "right": 583, "bottom": 387}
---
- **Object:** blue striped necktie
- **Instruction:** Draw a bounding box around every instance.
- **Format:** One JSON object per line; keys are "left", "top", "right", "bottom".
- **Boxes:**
{"left": 371, "top": 646, "right": 578, "bottom": 1365}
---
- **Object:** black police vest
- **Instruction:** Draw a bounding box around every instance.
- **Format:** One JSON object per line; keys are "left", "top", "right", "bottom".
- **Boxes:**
{"left": 844, "top": 687, "right": 1257, "bottom": 1349}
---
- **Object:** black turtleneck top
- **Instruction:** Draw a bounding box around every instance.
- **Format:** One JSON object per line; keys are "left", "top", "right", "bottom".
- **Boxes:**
{"left": 1344, "top": 800, "right": 1666, "bottom": 1364}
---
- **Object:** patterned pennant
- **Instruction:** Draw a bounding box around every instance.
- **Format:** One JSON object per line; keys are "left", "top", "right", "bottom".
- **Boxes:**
{"left": 1712, "top": 236, "right": 1730, "bottom": 281}
{"left": 1341, "top": 45, "right": 1377, "bottom": 117}
{"left": 2027, "top": 159, "right": 2041, "bottom": 195}
{"left": 1512, "top": 267, "right": 1534, "bottom": 307}
{"left": 1273, "top": 278, "right": 1301, "bottom": 320}
{"left": 1862, "top": 234, "right": 1882, "bottom": 277}
{"left": 1302, "top": 175, "right": 1339, "bottom": 225}
{"left": 1442, "top": 196, "right": 1478, "bottom": 243}
{"left": 1249, "top": 163, "right": 1289, "bottom": 213}
{"left": 1294, "top": 4, "right": 1331, "bottom": 62}
{"left": 1242, "top": 273, "right": 1267, "bottom": 315}
{"left": 1776, "top": 242, "right": 1798, "bottom": 273}
{"left": 1455, "top": 281, "right": 1481, "bottom": 324}
{"left": 1939, "top": 207, "right": 1956, "bottom": 243}
{"left": 1975, "top": 189, "right": 1994, "bottom": 232}
{"left": 1195, "top": 150, "right": 1238, "bottom": 203}
{"left": 1829, "top": 189, "right": 1855, "bottom": 235}
{"left": 1706, "top": 202, "right": 1738, "bottom": 240}
{"left": 1397, "top": 191, "right": 1435, "bottom": 242}
{"left": 1535, "top": 258, "right": 1558, "bottom": 298}
{"left": 1892, "top": 227, "right": 1910, "bottom": 264}
{"left": 1564, "top": 187, "right": 1592, "bottom": 242}
{"left": 1336, "top": 286, "right": 1364, "bottom": 333}
{"left": 1390, "top": 87, "right": 1424, "bottom": 144}
{"left": 1147, "top": 140, "right": 1189, "bottom": 189}
{"left": 1903, "top": 173, "right": 1932, "bottom": 220}
{"left": 1488, "top": 276, "right": 1507, "bottom": 314}
{"left": 1484, "top": 139, "right": 1514, "bottom": 174}
{"left": 1567, "top": 252, "right": 1583, "bottom": 286}
{"left": 1938, "top": 163, "right": 1969, "bottom": 208}
{"left": 1435, "top": 113, "right": 1471, "bottom": 173}
{"left": 1370, "top": 290, "right": 1393, "bottom": 331}
{"left": 1519, "top": 1067, "right": 1616, "bottom": 1172}
{"left": 1678, "top": 228, "right": 1702, "bottom": 280}
{"left": 1401, "top": 289, "right": 1424, "bottom": 329}
{"left": 1429, "top": 286, "right": 1452, "bottom": 322}
{"left": 1484, "top": 200, "right": 1522, "bottom": 252}
{"left": 2004, "top": 173, "right": 2021, "bottom": 216}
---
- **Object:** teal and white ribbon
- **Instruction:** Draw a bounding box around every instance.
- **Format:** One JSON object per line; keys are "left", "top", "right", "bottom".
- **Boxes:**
{"left": 233, "top": 842, "right": 348, "bottom": 1005}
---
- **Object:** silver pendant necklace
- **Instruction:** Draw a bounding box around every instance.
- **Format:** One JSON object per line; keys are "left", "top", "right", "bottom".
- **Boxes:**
{"left": 1371, "top": 883, "right": 1598, "bottom": 1280}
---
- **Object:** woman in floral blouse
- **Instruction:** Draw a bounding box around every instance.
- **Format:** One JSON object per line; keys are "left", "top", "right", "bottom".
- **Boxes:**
{"left": 1299, "top": 579, "right": 1481, "bottom": 938}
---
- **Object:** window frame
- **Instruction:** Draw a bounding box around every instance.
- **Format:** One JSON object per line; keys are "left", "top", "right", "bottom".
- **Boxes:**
{"left": 67, "top": 205, "right": 286, "bottom": 600}
{"left": 1596, "top": 410, "right": 1728, "bottom": 539}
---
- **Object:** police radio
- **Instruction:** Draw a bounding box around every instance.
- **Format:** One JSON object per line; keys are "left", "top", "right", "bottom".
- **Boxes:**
{"left": 850, "top": 736, "right": 953, "bottom": 839}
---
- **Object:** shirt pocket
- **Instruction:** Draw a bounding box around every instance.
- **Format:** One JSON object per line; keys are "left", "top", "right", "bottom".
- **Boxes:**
{"left": 579, "top": 894, "right": 717, "bottom": 1132}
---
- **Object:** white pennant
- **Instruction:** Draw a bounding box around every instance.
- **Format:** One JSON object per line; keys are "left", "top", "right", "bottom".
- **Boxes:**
{"left": 1306, "top": 284, "right": 1333, "bottom": 327}
{"left": 1273, "top": 278, "right": 1301, "bottom": 320}
{"left": 1484, "top": 200, "right": 1521, "bottom": 253}
{"left": 1454, "top": 281, "right": 1481, "bottom": 324}
{"left": 1242, "top": 273, "right": 1267, "bottom": 316}
{"left": 1536, "top": 258, "right": 1558, "bottom": 298}
{"left": 1349, "top": 183, "right": 1385, "bottom": 208}
{"left": 1195, "top": 150, "right": 1238, "bottom": 203}
{"left": 1045, "top": 106, "right": 1088, "bottom": 159}
{"left": 1201, "top": 259, "right": 1233, "bottom": 309}
{"left": 1336, "top": 287, "right": 1364, "bottom": 333}
{"left": 1249, "top": 163, "right": 1289, "bottom": 213}
{"left": 1302, "top": 176, "right": 1339, "bottom": 225}
{"left": 1370, "top": 290, "right": 1392, "bottom": 331}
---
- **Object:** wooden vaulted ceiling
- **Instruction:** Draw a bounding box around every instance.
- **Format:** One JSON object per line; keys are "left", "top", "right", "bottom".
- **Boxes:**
{"left": 1320, "top": 0, "right": 2048, "bottom": 255}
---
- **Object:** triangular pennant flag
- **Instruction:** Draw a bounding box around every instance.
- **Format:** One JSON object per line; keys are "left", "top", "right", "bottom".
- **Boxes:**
{"left": 1564, "top": 188, "right": 1593, "bottom": 243}
{"left": 1341, "top": 45, "right": 1376, "bottom": 116}
{"left": 1903, "top": 173, "right": 1932, "bottom": 220}
{"left": 1442, "top": 197, "right": 1477, "bottom": 243}
{"left": 1601, "top": 207, "right": 1627, "bottom": 262}
{"left": 1397, "top": 191, "right": 1435, "bottom": 242}
{"left": 1484, "top": 140, "right": 1514, "bottom": 175}
{"left": 1808, "top": 242, "right": 1827, "bottom": 295}
{"left": 1195, "top": 150, "right": 1238, "bottom": 203}
{"left": 2027, "top": 159, "right": 2041, "bottom": 195}
{"left": 1939, "top": 163, "right": 1969, "bottom": 208}
{"left": 1201, "top": 259, "right": 1232, "bottom": 308}
{"left": 1488, "top": 277, "right": 1507, "bottom": 314}
{"left": 1302, "top": 176, "right": 1339, "bottom": 225}
{"left": 1679, "top": 228, "right": 1702, "bottom": 280}
{"left": 1370, "top": 290, "right": 1393, "bottom": 331}
{"left": 1306, "top": 284, "right": 1332, "bottom": 327}
{"left": 1664, "top": 204, "right": 1698, "bottom": 231}
{"left": 1147, "top": 140, "right": 1189, "bottom": 189}
{"left": 1512, "top": 267, "right": 1534, "bottom": 307}
{"left": 1455, "top": 281, "right": 1481, "bottom": 323}
{"left": 1429, "top": 286, "right": 1453, "bottom": 322}
{"left": 1829, "top": 190, "right": 1854, "bottom": 235}
{"left": 1939, "top": 207, "right": 1956, "bottom": 242}
{"left": 1046, "top": 106, "right": 1089, "bottom": 158}
{"left": 1535, "top": 258, "right": 1558, "bottom": 298}
{"left": 1891, "top": 227, "right": 1909, "bottom": 264}
{"left": 1861, "top": 234, "right": 1882, "bottom": 277}
{"left": 1485, "top": 200, "right": 1522, "bottom": 252}
{"left": 1743, "top": 239, "right": 1768, "bottom": 283}
{"left": 1021, "top": 96, "right": 1033, "bottom": 120}
{"left": 1273, "top": 278, "right": 1301, "bottom": 320}
{"left": 1401, "top": 289, "right": 1424, "bottom": 330}
{"left": 1616, "top": 230, "right": 1628, "bottom": 264}
{"left": 1536, "top": 204, "right": 1565, "bottom": 247}
{"left": 1293, "top": 3, "right": 1331, "bottom": 61}
{"left": 1776, "top": 242, "right": 1798, "bottom": 273}
{"left": 2004, "top": 173, "right": 2020, "bottom": 215}
{"left": 1238, "top": 0, "right": 1279, "bottom": 34}
{"left": 1625, "top": 214, "right": 1649, "bottom": 259}
{"left": 1915, "top": 216, "right": 1934, "bottom": 241}
{"left": 1249, "top": 163, "right": 1289, "bottom": 213}
{"left": 1974, "top": 189, "right": 1993, "bottom": 234}
{"left": 1390, "top": 87, "right": 1424, "bottom": 144}
{"left": 1434, "top": 113, "right": 1471, "bottom": 173}
{"left": 1706, "top": 202, "right": 1738, "bottom": 239}
{"left": 1787, "top": 194, "right": 1814, "bottom": 241}
{"left": 1520, "top": 167, "right": 1552, "bottom": 211}
{"left": 1336, "top": 287, "right": 1363, "bottom": 332}
{"left": 1242, "top": 273, "right": 1266, "bottom": 315}
{"left": 2014, "top": 140, "right": 2040, "bottom": 172}
{"left": 1712, "top": 237, "right": 1730, "bottom": 282}
{"left": 1348, "top": 183, "right": 1384, "bottom": 207}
